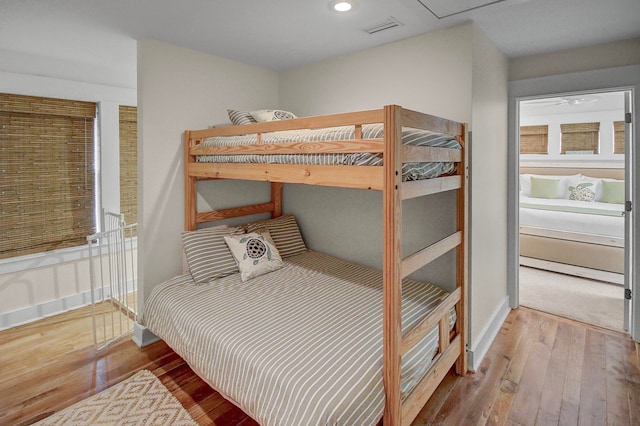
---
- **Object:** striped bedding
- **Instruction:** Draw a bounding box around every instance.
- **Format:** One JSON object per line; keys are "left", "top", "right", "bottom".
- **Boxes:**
{"left": 141, "top": 250, "right": 455, "bottom": 426}
{"left": 197, "top": 124, "right": 461, "bottom": 181}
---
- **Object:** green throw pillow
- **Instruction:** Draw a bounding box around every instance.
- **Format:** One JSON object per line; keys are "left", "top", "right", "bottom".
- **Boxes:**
{"left": 601, "top": 180, "right": 624, "bottom": 204}
{"left": 530, "top": 176, "right": 560, "bottom": 199}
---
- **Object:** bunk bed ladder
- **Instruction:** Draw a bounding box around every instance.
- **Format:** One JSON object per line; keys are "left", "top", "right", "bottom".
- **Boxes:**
{"left": 382, "top": 106, "right": 467, "bottom": 426}
{"left": 87, "top": 211, "right": 138, "bottom": 350}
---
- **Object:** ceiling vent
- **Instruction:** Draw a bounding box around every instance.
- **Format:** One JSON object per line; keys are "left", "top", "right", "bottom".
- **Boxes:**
{"left": 361, "top": 17, "right": 404, "bottom": 35}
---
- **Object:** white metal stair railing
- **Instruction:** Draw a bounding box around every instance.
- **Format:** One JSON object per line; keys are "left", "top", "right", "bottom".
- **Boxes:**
{"left": 87, "top": 211, "right": 138, "bottom": 350}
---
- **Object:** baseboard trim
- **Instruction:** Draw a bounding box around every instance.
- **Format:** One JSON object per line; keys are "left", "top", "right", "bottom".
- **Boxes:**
{"left": 467, "top": 296, "right": 511, "bottom": 372}
{"left": 0, "top": 289, "right": 96, "bottom": 331}
{"left": 132, "top": 322, "right": 160, "bottom": 347}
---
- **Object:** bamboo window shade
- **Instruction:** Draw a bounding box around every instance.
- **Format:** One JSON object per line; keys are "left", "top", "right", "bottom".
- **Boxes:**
{"left": 520, "top": 125, "right": 549, "bottom": 154}
{"left": 613, "top": 121, "right": 625, "bottom": 154}
{"left": 119, "top": 106, "right": 137, "bottom": 227}
{"left": 560, "top": 122, "right": 600, "bottom": 154}
{"left": 0, "top": 93, "right": 96, "bottom": 260}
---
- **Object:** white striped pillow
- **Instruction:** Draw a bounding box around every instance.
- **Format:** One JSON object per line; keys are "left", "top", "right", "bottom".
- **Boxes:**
{"left": 245, "top": 214, "right": 307, "bottom": 258}
{"left": 181, "top": 226, "right": 243, "bottom": 283}
{"left": 227, "top": 109, "right": 256, "bottom": 126}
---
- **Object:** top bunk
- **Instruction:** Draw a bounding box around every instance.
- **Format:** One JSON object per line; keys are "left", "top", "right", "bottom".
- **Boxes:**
{"left": 184, "top": 105, "right": 466, "bottom": 195}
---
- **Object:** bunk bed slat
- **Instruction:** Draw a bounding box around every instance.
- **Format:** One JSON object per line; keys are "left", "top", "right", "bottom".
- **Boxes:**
{"left": 400, "top": 108, "right": 464, "bottom": 137}
{"left": 188, "top": 163, "right": 383, "bottom": 190}
{"left": 191, "top": 139, "right": 385, "bottom": 156}
{"left": 402, "top": 145, "right": 462, "bottom": 163}
{"left": 401, "top": 175, "right": 461, "bottom": 200}
{"left": 196, "top": 202, "right": 276, "bottom": 223}
{"left": 401, "top": 335, "right": 462, "bottom": 426}
{"left": 400, "top": 287, "right": 461, "bottom": 357}
{"left": 401, "top": 231, "right": 462, "bottom": 278}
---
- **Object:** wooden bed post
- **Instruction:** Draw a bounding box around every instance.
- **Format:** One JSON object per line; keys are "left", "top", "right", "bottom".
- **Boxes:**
{"left": 383, "top": 105, "right": 403, "bottom": 426}
{"left": 271, "top": 182, "right": 283, "bottom": 218}
{"left": 184, "top": 131, "right": 197, "bottom": 231}
{"left": 455, "top": 125, "right": 468, "bottom": 375}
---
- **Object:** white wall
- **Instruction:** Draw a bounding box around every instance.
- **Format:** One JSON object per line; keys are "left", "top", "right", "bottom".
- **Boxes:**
{"left": 136, "top": 39, "right": 279, "bottom": 305}
{"left": 509, "top": 38, "right": 640, "bottom": 81}
{"left": 468, "top": 26, "right": 510, "bottom": 358}
{"left": 0, "top": 71, "right": 136, "bottom": 329}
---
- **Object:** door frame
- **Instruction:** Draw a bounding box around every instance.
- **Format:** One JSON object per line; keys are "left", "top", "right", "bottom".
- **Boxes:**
{"left": 507, "top": 65, "right": 639, "bottom": 341}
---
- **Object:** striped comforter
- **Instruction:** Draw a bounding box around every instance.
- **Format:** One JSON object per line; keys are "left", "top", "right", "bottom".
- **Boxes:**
{"left": 141, "top": 251, "right": 455, "bottom": 426}
{"left": 198, "top": 124, "right": 461, "bottom": 181}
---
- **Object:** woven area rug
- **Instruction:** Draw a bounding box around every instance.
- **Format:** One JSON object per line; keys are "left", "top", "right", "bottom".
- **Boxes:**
{"left": 519, "top": 266, "right": 624, "bottom": 331}
{"left": 34, "top": 370, "right": 197, "bottom": 426}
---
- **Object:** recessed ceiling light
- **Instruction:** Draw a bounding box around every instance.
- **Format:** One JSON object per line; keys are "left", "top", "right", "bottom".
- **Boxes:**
{"left": 333, "top": 1, "right": 353, "bottom": 12}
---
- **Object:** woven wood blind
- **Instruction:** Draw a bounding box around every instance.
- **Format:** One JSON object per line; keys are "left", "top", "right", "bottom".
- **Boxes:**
{"left": 0, "top": 93, "right": 96, "bottom": 260}
{"left": 119, "top": 106, "right": 137, "bottom": 227}
{"left": 560, "top": 122, "right": 600, "bottom": 154}
{"left": 613, "top": 121, "right": 625, "bottom": 154}
{"left": 520, "top": 125, "right": 549, "bottom": 154}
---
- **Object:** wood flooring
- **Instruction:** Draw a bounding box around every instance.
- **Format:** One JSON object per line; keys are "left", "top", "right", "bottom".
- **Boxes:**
{"left": 0, "top": 305, "right": 638, "bottom": 425}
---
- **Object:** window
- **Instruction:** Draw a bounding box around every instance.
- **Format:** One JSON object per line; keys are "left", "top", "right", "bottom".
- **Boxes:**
{"left": 613, "top": 121, "right": 625, "bottom": 154}
{"left": 119, "top": 105, "right": 137, "bottom": 226}
{"left": 0, "top": 93, "right": 96, "bottom": 260}
{"left": 560, "top": 122, "right": 600, "bottom": 154}
{"left": 519, "top": 125, "right": 549, "bottom": 154}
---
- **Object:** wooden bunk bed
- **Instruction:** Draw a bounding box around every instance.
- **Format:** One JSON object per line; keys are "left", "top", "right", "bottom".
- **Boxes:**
{"left": 166, "top": 105, "right": 467, "bottom": 426}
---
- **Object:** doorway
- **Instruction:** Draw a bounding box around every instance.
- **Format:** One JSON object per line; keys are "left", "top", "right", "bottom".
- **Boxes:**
{"left": 516, "top": 90, "right": 631, "bottom": 332}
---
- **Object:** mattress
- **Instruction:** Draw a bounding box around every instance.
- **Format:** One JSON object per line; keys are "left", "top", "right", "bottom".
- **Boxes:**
{"left": 141, "top": 250, "right": 455, "bottom": 426}
{"left": 197, "top": 124, "right": 461, "bottom": 181}
{"left": 519, "top": 196, "right": 625, "bottom": 238}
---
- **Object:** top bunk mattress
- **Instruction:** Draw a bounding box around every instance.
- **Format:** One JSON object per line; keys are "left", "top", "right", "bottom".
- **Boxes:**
{"left": 141, "top": 250, "right": 455, "bottom": 426}
{"left": 197, "top": 123, "right": 462, "bottom": 181}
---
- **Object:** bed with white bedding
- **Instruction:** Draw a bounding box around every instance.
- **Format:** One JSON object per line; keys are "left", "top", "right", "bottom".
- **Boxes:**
{"left": 141, "top": 250, "right": 455, "bottom": 426}
{"left": 519, "top": 171, "right": 625, "bottom": 275}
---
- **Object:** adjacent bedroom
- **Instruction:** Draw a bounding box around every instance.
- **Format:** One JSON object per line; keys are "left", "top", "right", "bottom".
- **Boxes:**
{"left": 517, "top": 90, "right": 630, "bottom": 332}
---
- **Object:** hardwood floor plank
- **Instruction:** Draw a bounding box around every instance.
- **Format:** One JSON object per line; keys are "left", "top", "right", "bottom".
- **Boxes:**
{"left": 486, "top": 310, "right": 531, "bottom": 426}
{"left": 535, "top": 321, "right": 572, "bottom": 425}
{"left": 508, "top": 315, "right": 558, "bottom": 425}
{"left": 559, "top": 321, "right": 586, "bottom": 425}
{"left": 578, "top": 329, "right": 607, "bottom": 425}
{"left": 605, "top": 333, "right": 632, "bottom": 426}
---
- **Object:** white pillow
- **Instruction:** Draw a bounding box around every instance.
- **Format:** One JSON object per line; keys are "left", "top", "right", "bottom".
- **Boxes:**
{"left": 224, "top": 229, "right": 283, "bottom": 282}
{"left": 520, "top": 174, "right": 579, "bottom": 198}
{"left": 250, "top": 109, "right": 297, "bottom": 122}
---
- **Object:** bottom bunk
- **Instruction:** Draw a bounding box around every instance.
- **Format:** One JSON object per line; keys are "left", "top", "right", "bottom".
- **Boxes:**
{"left": 141, "top": 224, "right": 459, "bottom": 426}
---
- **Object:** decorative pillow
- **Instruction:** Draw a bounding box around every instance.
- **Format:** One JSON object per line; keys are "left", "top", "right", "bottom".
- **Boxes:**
{"left": 224, "top": 229, "right": 283, "bottom": 281}
{"left": 245, "top": 214, "right": 308, "bottom": 258}
{"left": 250, "top": 109, "right": 297, "bottom": 122}
{"left": 520, "top": 174, "right": 578, "bottom": 198}
{"left": 181, "top": 225, "right": 243, "bottom": 283}
{"left": 530, "top": 177, "right": 560, "bottom": 199}
{"left": 227, "top": 109, "right": 257, "bottom": 126}
{"left": 568, "top": 182, "right": 596, "bottom": 202}
{"left": 601, "top": 180, "right": 625, "bottom": 204}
